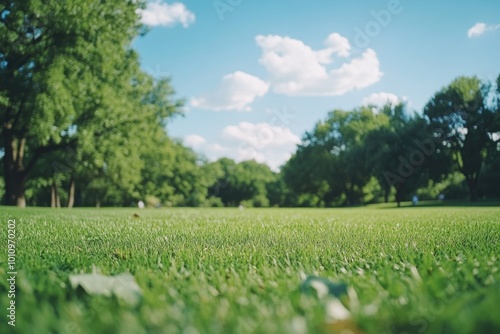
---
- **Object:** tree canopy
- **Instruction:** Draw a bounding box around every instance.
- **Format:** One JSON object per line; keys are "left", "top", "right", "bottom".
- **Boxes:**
{"left": 1, "top": 0, "right": 149, "bottom": 206}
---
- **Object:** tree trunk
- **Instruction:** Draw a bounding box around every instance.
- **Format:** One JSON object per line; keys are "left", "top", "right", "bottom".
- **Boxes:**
{"left": 14, "top": 177, "right": 26, "bottom": 208}
{"left": 3, "top": 170, "right": 26, "bottom": 207}
{"left": 2, "top": 134, "right": 27, "bottom": 207}
{"left": 395, "top": 186, "right": 402, "bottom": 207}
{"left": 345, "top": 182, "right": 356, "bottom": 206}
{"left": 51, "top": 183, "right": 56, "bottom": 208}
{"left": 51, "top": 180, "right": 61, "bottom": 208}
{"left": 56, "top": 185, "right": 61, "bottom": 208}
{"left": 67, "top": 177, "right": 75, "bottom": 208}
{"left": 3, "top": 124, "right": 75, "bottom": 207}
{"left": 384, "top": 189, "right": 389, "bottom": 203}
{"left": 466, "top": 177, "right": 478, "bottom": 202}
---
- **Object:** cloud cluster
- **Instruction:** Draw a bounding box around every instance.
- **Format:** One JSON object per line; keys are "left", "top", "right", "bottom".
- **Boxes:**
{"left": 184, "top": 134, "right": 206, "bottom": 147}
{"left": 140, "top": 1, "right": 195, "bottom": 28}
{"left": 222, "top": 122, "right": 300, "bottom": 150}
{"left": 183, "top": 122, "right": 301, "bottom": 170}
{"left": 362, "top": 92, "right": 402, "bottom": 107}
{"left": 185, "top": 33, "right": 385, "bottom": 168}
{"left": 191, "top": 72, "right": 269, "bottom": 112}
{"left": 256, "top": 34, "right": 382, "bottom": 96}
{"left": 467, "top": 22, "right": 500, "bottom": 38}
{"left": 192, "top": 33, "right": 383, "bottom": 111}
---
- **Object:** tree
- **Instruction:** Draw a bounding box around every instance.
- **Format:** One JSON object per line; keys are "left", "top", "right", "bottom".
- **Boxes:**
{"left": 362, "top": 103, "right": 452, "bottom": 206}
{"left": 424, "top": 76, "right": 498, "bottom": 201}
{"left": 235, "top": 160, "right": 276, "bottom": 207}
{"left": 282, "top": 144, "right": 332, "bottom": 207}
{"left": 77, "top": 75, "right": 183, "bottom": 207}
{"left": 283, "top": 107, "right": 384, "bottom": 206}
{"left": 140, "top": 137, "right": 209, "bottom": 207}
{"left": 206, "top": 158, "right": 276, "bottom": 207}
{"left": 479, "top": 75, "right": 500, "bottom": 198}
{"left": 266, "top": 172, "right": 292, "bottom": 207}
{"left": 0, "top": 0, "right": 151, "bottom": 206}
{"left": 0, "top": 1, "right": 188, "bottom": 207}
{"left": 206, "top": 158, "right": 238, "bottom": 206}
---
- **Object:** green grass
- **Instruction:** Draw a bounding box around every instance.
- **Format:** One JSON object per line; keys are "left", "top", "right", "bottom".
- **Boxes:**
{"left": 1, "top": 206, "right": 499, "bottom": 333}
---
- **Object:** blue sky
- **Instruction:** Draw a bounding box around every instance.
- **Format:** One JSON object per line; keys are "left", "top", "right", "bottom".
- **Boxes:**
{"left": 133, "top": 0, "right": 500, "bottom": 170}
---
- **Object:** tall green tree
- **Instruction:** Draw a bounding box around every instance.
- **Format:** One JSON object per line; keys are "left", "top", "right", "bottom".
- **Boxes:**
{"left": 364, "top": 103, "right": 451, "bottom": 206}
{"left": 76, "top": 75, "right": 183, "bottom": 207}
{"left": 479, "top": 75, "right": 500, "bottom": 198}
{"left": 283, "top": 107, "right": 384, "bottom": 206}
{"left": 0, "top": 0, "right": 183, "bottom": 207}
{"left": 424, "top": 76, "right": 498, "bottom": 201}
{"left": 282, "top": 144, "right": 332, "bottom": 206}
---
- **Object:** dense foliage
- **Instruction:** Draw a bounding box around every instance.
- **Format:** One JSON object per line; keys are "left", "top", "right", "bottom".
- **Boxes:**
{"left": 281, "top": 75, "right": 500, "bottom": 207}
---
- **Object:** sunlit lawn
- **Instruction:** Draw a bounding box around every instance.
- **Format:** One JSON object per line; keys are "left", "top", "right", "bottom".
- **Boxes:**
{"left": 1, "top": 205, "right": 499, "bottom": 333}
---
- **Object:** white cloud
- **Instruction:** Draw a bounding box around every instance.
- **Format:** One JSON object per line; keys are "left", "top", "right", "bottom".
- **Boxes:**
{"left": 139, "top": 1, "right": 195, "bottom": 28}
{"left": 191, "top": 71, "right": 269, "bottom": 111}
{"left": 184, "top": 134, "right": 206, "bottom": 147}
{"left": 223, "top": 122, "right": 300, "bottom": 149}
{"left": 362, "top": 92, "right": 403, "bottom": 107}
{"left": 207, "top": 143, "right": 228, "bottom": 152}
{"left": 467, "top": 22, "right": 500, "bottom": 38}
{"left": 201, "top": 122, "right": 300, "bottom": 171}
{"left": 324, "top": 33, "right": 351, "bottom": 58}
{"left": 468, "top": 23, "right": 486, "bottom": 38}
{"left": 255, "top": 34, "right": 382, "bottom": 96}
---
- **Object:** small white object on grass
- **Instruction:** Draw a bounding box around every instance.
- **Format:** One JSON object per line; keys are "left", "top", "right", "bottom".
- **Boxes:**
{"left": 238, "top": 205, "right": 244, "bottom": 210}
{"left": 69, "top": 272, "right": 142, "bottom": 306}
{"left": 326, "top": 298, "right": 351, "bottom": 321}
{"left": 138, "top": 200, "right": 145, "bottom": 209}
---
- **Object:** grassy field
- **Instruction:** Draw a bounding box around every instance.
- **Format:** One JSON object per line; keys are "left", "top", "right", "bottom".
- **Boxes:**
{"left": 1, "top": 205, "right": 499, "bottom": 334}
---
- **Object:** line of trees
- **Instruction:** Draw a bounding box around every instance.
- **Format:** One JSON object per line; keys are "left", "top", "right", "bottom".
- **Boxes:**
{"left": 282, "top": 74, "right": 500, "bottom": 207}
{"left": 1, "top": 1, "right": 499, "bottom": 208}
{"left": 2, "top": 73, "right": 498, "bottom": 208}
{"left": 0, "top": 0, "right": 280, "bottom": 210}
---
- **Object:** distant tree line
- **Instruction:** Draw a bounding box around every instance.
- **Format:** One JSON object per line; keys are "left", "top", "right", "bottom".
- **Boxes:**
{"left": 282, "top": 74, "right": 500, "bottom": 207}
{"left": 1, "top": 1, "right": 499, "bottom": 207}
